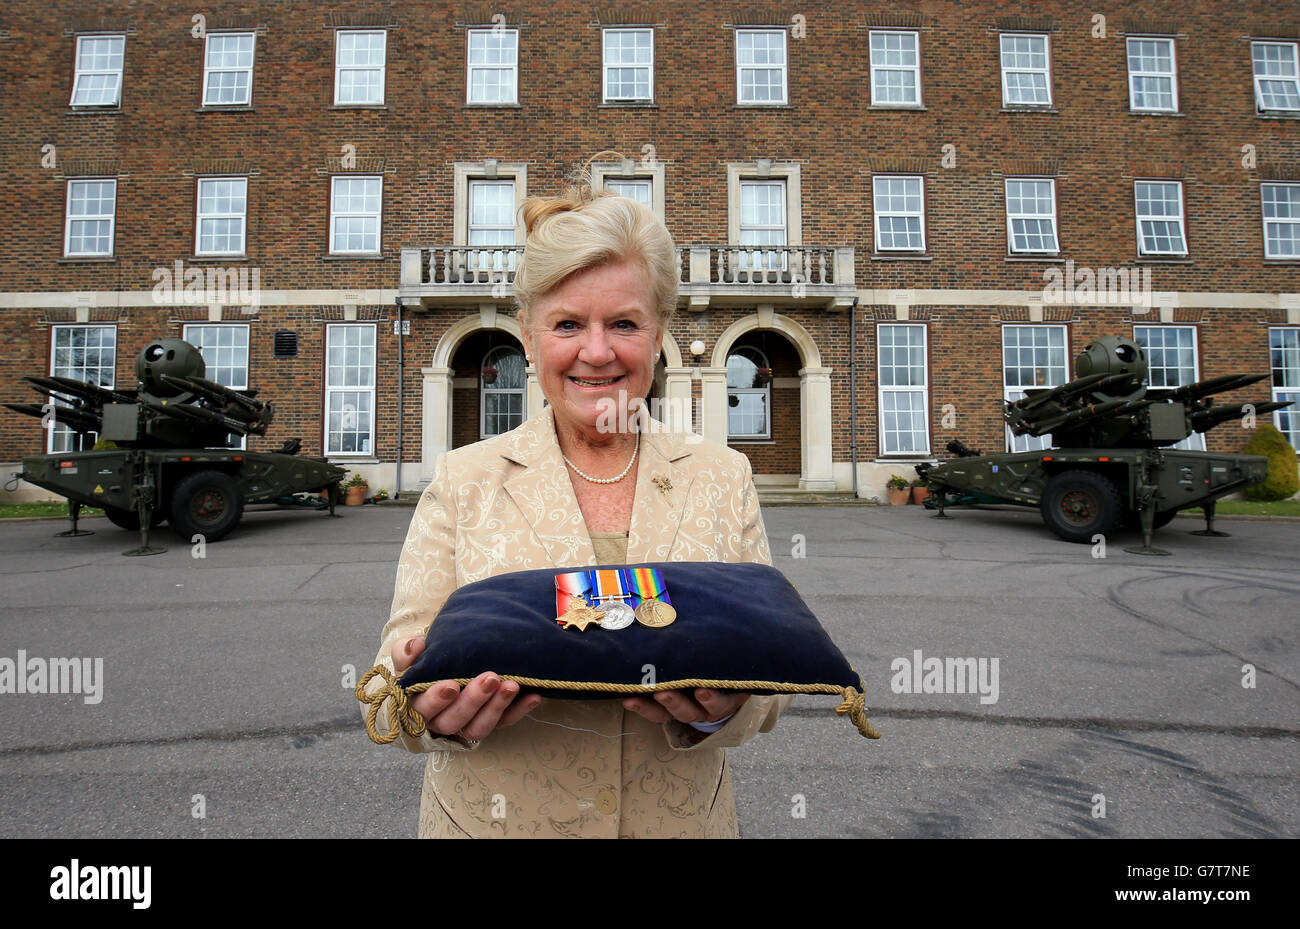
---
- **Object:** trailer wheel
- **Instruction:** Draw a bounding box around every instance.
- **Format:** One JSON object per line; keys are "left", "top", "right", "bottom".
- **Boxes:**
{"left": 1040, "top": 470, "right": 1122, "bottom": 543}
{"left": 170, "top": 470, "right": 243, "bottom": 542}
{"left": 103, "top": 506, "right": 166, "bottom": 531}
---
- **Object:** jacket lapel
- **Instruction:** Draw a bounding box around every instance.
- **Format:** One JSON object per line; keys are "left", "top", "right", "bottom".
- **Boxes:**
{"left": 626, "top": 426, "right": 694, "bottom": 564}
{"left": 500, "top": 406, "right": 598, "bottom": 568}
{"left": 499, "top": 406, "right": 695, "bottom": 568}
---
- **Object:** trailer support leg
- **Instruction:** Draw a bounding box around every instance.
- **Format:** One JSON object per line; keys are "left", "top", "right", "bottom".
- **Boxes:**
{"left": 930, "top": 492, "right": 952, "bottom": 519}
{"left": 1191, "top": 500, "right": 1230, "bottom": 538}
{"left": 1124, "top": 495, "right": 1171, "bottom": 557}
{"left": 123, "top": 466, "right": 166, "bottom": 556}
{"left": 55, "top": 499, "right": 94, "bottom": 537}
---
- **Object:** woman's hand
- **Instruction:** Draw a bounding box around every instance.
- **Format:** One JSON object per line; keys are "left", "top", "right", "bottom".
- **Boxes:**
{"left": 621, "top": 689, "right": 751, "bottom": 727}
{"left": 393, "top": 636, "right": 542, "bottom": 741}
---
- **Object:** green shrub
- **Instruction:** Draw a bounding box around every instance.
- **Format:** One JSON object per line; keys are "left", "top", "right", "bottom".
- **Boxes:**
{"left": 1241, "top": 423, "right": 1299, "bottom": 501}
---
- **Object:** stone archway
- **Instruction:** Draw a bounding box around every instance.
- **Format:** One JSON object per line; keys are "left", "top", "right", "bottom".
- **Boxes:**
{"left": 709, "top": 310, "right": 834, "bottom": 490}
{"left": 421, "top": 307, "right": 532, "bottom": 479}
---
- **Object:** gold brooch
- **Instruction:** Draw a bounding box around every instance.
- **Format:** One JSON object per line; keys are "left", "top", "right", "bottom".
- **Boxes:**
{"left": 651, "top": 474, "right": 673, "bottom": 494}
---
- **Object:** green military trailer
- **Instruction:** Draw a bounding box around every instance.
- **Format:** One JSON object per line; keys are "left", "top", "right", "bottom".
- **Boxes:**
{"left": 7, "top": 338, "right": 348, "bottom": 555}
{"left": 918, "top": 336, "right": 1288, "bottom": 555}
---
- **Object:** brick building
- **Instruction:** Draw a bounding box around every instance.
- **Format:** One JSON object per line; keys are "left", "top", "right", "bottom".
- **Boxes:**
{"left": 1, "top": 1, "right": 1297, "bottom": 502}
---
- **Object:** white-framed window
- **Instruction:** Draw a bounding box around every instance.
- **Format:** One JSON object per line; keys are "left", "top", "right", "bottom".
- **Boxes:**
{"left": 873, "top": 175, "right": 925, "bottom": 252}
{"left": 1000, "top": 33, "right": 1052, "bottom": 106}
{"left": 334, "top": 30, "right": 386, "bottom": 105}
{"left": 481, "top": 345, "right": 526, "bottom": 438}
{"left": 602, "top": 28, "right": 653, "bottom": 102}
{"left": 467, "top": 28, "right": 518, "bottom": 104}
{"left": 195, "top": 177, "right": 248, "bottom": 257}
{"left": 1133, "top": 325, "right": 1205, "bottom": 450}
{"left": 739, "top": 179, "right": 787, "bottom": 271}
{"left": 70, "top": 35, "right": 124, "bottom": 106}
{"left": 1134, "top": 180, "right": 1187, "bottom": 256}
{"left": 1252, "top": 41, "right": 1300, "bottom": 113}
{"left": 1003, "top": 325, "right": 1068, "bottom": 452}
{"left": 48, "top": 325, "right": 116, "bottom": 453}
{"left": 726, "top": 346, "right": 770, "bottom": 439}
{"left": 1262, "top": 182, "right": 1300, "bottom": 259}
{"left": 1126, "top": 36, "right": 1178, "bottom": 112}
{"left": 605, "top": 178, "right": 652, "bottom": 206}
{"left": 1004, "top": 178, "right": 1058, "bottom": 255}
{"left": 325, "top": 323, "right": 376, "bottom": 456}
{"left": 736, "top": 29, "right": 787, "bottom": 105}
{"left": 182, "top": 323, "right": 250, "bottom": 449}
{"left": 64, "top": 179, "right": 116, "bottom": 257}
{"left": 468, "top": 179, "right": 517, "bottom": 272}
{"left": 202, "top": 32, "right": 255, "bottom": 106}
{"left": 1270, "top": 327, "right": 1300, "bottom": 449}
{"left": 329, "top": 175, "right": 383, "bottom": 255}
{"left": 869, "top": 30, "right": 921, "bottom": 106}
{"left": 878, "top": 324, "right": 930, "bottom": 455}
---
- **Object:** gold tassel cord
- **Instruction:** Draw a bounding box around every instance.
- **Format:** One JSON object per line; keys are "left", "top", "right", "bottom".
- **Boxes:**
{"left": 357, "top": 665, "right": 882, "bottom": 741}
{"left": 835, "top": 686, "right": 883, "bottom": 739}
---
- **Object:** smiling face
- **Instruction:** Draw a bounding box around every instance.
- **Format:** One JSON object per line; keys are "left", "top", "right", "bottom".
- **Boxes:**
{"left": 521, "top": 258, "right": 663, "bottom": 440}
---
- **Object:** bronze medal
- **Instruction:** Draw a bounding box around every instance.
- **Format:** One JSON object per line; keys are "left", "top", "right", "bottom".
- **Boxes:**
{"left": 635, "top": 598, "right": 676, "bottom": 628}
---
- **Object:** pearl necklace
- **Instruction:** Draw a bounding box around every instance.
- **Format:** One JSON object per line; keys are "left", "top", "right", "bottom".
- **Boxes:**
{"left": 561, "top": 432, "right": 640, "bottom": 484}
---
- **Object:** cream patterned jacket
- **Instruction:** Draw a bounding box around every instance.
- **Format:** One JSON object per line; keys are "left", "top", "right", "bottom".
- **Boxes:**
{"left": 364, "top": 405, "right": 793, "bottom": 838}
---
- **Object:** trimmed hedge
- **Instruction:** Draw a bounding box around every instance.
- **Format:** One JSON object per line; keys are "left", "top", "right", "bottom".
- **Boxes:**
{"left": 1241, "top": 423, "right": 1299, "bottom": 501}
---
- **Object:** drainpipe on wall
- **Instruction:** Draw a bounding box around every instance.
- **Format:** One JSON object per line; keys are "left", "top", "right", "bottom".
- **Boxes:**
{"left": 849, "top": 295, "right": 860, "bottom": 498}
{"left": 395, "top": 298, "right": 404, "bottom": 500}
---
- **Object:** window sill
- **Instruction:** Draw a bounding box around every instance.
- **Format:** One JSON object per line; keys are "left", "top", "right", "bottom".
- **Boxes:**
{"left": 872, "top": 252, "right": 932, "bottom": 261}
{"left": 868, "top": 104, "right": 926, "bottom": 111}
{"left": 874, "top": 457, "right": 936, "bottom": 464}
{"left": 58, "top": 256, "right": 116, "bottom": 263}
{"left": 327, "top": 456, "right": 379, "bottom": 464}
{"left": 1005, "top": 255, "right": 1065, "bottom": 262}
{"left": 729, "top": 439, "right": 775, "bottom": 444}
{"left": 196, "top": 105, "right": 255, "bottom": 112}
{"left": 67, "top": 106, "right": 123, "bottom": 114}
{"left": 1129, "top": 109, "right": 1184, "bottom": 116}
{"left": 464, "top": 102, "right": 522, "bottom": 108}
{"left": 732, "top": 103, "right": 793, "bottom": 109}
{"left": 1135, "top": 256, "right": 1192, "bottom": 264}
{"left": 328, "top": 104, "right": 388, "bottom": 110}
{"left": 599, "top": 101, "right": 657, "bottom": 108}
{"left": 190, "top": 255, "right": 252, "bottom": 262}
{"left": 1256, "top": 111, "right": 1300, "bottom": 120}
{"left": 1000, "top": 106, "right": 1058, "bottom": 113}
{"left": 1263, "top": 258, "right": 1300, "bottom": 264}
{"left": 322, "top": 253, "right": 388, "bottom": 260}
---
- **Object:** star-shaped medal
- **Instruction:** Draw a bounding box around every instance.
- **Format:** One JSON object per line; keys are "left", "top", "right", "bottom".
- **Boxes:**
{"left": 559, "top": 604, "right": 606, "bottom": 632}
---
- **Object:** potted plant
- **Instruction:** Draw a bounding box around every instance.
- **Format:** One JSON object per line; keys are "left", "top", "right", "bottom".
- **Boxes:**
{"left": 481, "top": 365, "right": 498, "bottom": 385}
{"left": 753, "top": 366, "right": 773, "bottom": 387}
{"left": 371, "top": 489, "right": 389, "bottom": 502}
{"left": 886, "top": 474, "right": 910, "bottom": 506}
{"left": 910, "top": 478, "right": 930, "bottom": 505}
{"left": 343, "top": 473, "right": 369, "bottom": 506}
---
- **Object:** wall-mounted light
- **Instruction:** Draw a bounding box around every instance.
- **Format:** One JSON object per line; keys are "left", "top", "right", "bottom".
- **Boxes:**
{"left": 690, "top": 339, "right": 706, "bottom": 357}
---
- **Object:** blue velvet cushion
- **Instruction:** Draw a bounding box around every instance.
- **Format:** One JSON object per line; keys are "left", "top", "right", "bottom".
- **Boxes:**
{"left": 358, "top": 561, "right": 880, "bottom": 740}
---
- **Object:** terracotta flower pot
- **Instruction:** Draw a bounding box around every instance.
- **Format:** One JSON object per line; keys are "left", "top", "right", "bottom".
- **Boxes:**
{"left": 911, "top": 485, "right": 929, "bottom": 504}
{"left": 344, "top": 484, "right": 368, "bottom": 506}
{"left": 886, "top": 486, "right": 910, "bottom": 506}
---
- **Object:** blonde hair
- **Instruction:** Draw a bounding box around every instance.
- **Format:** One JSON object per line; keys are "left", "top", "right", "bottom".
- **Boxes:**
{"left": 514, "top": 152, "right": 678, "bottom": 332}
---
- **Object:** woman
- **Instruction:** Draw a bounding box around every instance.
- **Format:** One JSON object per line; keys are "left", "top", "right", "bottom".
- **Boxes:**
{"left": 365, "top": 169, "right": 792, "bottom": 837}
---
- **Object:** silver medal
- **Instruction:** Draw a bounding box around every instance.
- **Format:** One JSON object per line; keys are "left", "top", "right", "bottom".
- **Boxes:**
{"left": 597, "top": 600, "right": 635, "bottom": 630}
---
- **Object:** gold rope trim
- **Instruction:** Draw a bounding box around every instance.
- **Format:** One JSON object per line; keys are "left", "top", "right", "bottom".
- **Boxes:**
{"left": 356, "top": 666, "right": 882, "bottom": 742}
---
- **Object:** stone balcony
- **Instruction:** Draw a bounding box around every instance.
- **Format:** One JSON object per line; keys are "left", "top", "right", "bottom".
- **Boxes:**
{"left": 398, "top": 245, "right": 857, "bottom": 310}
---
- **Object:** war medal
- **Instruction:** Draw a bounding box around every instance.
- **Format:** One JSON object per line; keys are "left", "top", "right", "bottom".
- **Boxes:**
{"left": 592, "top": 568, "right": 635, "bottom": 630}
{"left": 555, "top": 570, "right": 605, "bottom": 631}
{"left": 625, "top": 566, "right": 677, "bottom": 628}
